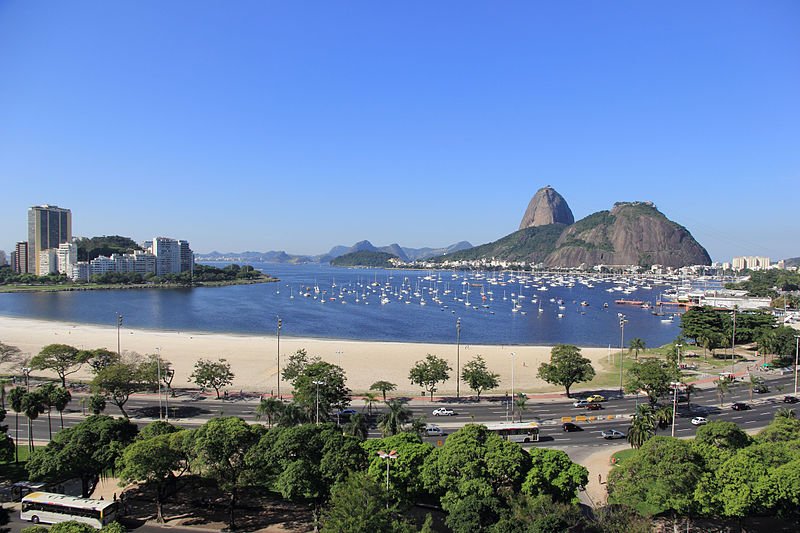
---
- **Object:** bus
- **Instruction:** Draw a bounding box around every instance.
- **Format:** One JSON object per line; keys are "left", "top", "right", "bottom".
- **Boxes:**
{"left": 483, "top": 421, "right": 540, "bottom": 443}
{"left": 20, "top": 492, "right": 119, "bottom": 528}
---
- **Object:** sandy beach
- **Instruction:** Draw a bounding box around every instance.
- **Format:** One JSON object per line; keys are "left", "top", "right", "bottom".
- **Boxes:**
{"left": 0, "top": 316, "right": 612, "bottom": 396}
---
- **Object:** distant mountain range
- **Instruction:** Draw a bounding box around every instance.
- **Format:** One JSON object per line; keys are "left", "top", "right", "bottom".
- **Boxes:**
{"left": 196, "top": 240, "right": 474, "bottom": 264}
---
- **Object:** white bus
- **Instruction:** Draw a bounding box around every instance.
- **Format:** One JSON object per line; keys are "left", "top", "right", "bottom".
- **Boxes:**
{"left": 21, "top": 491, "right": 119, "bottom": 528}
{"left": 484, "top": 421, "right": 540, "bottom": 443}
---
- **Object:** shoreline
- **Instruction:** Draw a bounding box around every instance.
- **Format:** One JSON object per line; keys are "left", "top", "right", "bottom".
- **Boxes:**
{"left": 0, "top": 316, "right": 614, "bottom": 396}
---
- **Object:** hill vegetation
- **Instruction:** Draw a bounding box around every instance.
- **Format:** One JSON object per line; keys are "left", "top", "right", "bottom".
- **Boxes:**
{"left": 433, "top": 224, "right": 565, "bottom": 264}
{"left": 331, "top": 251, "right": 398, "bottom": 268}
{"left": 75, "top": 235, "right": 142, "bottom": 261}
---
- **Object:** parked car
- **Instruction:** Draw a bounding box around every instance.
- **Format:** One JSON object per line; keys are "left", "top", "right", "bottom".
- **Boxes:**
{"left": 586, "top": 403, "right": 603, "bottom": 410}
{"left": 783, "top": 395, "right": 799, "bottom": 404}
{"left": 562, "top": 422, "right": 583, "bottom": 432}
{"left": 573, "top": 400, "right": 590, "bottom": 408}
{"left": 731, "top": 402, "right": 750, "bottom": 411}
{"left": 691, "top": 417, "right": 708, "bottom": 426}
{"left": 336, "top": 408, "right": 358, "bottom": 418}
{"left": 432, "top": 407, "right": 455, "bottom": 416}
{"left": 424, "top": 424, "right": 444, "bottom": 437}
{"left": 586, "top": 395, "right": 605, "bottom": 403}
{"left": 601, "top": 429, "right": 626, "bottom": 440}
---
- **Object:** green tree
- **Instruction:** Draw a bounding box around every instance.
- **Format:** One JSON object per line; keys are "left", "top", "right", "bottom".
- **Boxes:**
{"left": 27, "top": 415, "right": 138, "bottom": 497}
{"left": 590, "top": 504, "right": 652, "bottom": 533}
{"left": 715, "top": 379, "right": 729, "bottom": 407}
{"left": 8, "top": 386, "right": 25, "bottom": 463}
{"left": 628, "top": 338, "right": 646, "bottom": 360}
{"left": 118, "top": 431, "right": 189, "bottom": 522}
{"left": 692, "top": 420, "right": 750, "bottom": 471}
{"left": 521, "top": 448, "right": 588, "bottom": 504}
{"left": 493, "top": 493, "right": 586, "bottom": 533}
{"left": 377, "top": 399, "right": 413, "bottom": 437}
{"left": 0, "top": 407, "right": 14, "bottom": 462}
{"left": 50, "top": 386, "right": 72, "bottom": 429}
{"left": 92, "top": 355, "right": 158, "bottom": 418}
{"left": 88, "top": 393, "right": 106, "bottom": 415}
{"left": 607, "top": 437, "right": 701, "bottom": 518}
{"left": 625, "top": 359, "right": 675, "bottom": 405}
{"left": 0, "top": 341, "right": 21, "bottom": 367}
{"left": 30, "top": 344, "right": 91, "bottom": 387}
{"left": 342, "top": 412, "right": 369, "bottom": 440}
{"left": 38, "top": 383, "right": 58, "bottom": 440}
{"left": 189, "top": 358, "right": 234, "bottom": 399}
{"left": 281, "top": 348, "right": 314, "bottom": 382}
{"left": 536, "top": 344, "right": 595, "bottom": 398}
{"left": 255, "top": 397, "right": 283, "bottom": 428}
{"left": 626, "top": 404, "right": 656, "bottom": 449}
{"left": 190, "top": 417, "right": 262, "bottom": 530}
{"left": 21, "top": 391, "right": 45, "bottom": 451}
{"left": 754, "top": 412, "right": 800, "bottom": 443}
{"left": 362, "top": 432, "right": 434, "bottom": 504}
{"left": 461, "top": 355, "right": 500, "bottom": 400}
{"left": 370, "top": 380, "right": 397, "bottom": 401}
{"left": 289, "top": 360, "right": 351, "bottom": 422}
{"left": 137, "top": 420, "right": 181, "bottom": 440}
{"left": 513, "top": 393, "right": 528, "bottom": 423}
{"left": 321, "top": 471, "right": 404, "bottom": 533}
{"left": 85, "top": 348, "right": 120, "bottom": 374}
{"left": 409, "top": 354, "right": 451, "bottom": 401}
{"left": 362, "top": 391, "right": 379, "bottom": 415}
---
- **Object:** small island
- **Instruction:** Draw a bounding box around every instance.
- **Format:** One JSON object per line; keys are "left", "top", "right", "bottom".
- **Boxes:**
{"left": 330, "top": 250, "right": 399, "bottom": 268}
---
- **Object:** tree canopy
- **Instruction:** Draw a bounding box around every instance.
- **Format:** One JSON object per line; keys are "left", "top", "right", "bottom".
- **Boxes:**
{"left": 460, "top": 355, "right": 500, "bottom": 399}
{"left": 30, "top": 344, "right": 91, "bottom": 387}
{"left": 409, "top": 354, "right": 451, "bottom": 401}
{"left": 536, "top": 344, "right": 595, "bottom": 398}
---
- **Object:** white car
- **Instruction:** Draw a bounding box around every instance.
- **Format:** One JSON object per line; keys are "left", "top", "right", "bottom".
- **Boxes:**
{"left": 601, "top": 429, "right": 626, "bottom": 440}
{"left": 573, "top": 400, "right": 590, "bottom": 408}
{"left": 432, "top": 407, "right": 455, "bottom": 416}
{"left": 424, "top": 424, "right": 444, "bottom": 437}
{"left": 691, "top": 417, "right": 708, "bottom": 426}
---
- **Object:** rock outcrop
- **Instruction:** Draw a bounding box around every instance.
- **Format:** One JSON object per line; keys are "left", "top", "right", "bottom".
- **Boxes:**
{"left": 519, "top": 186, "right": 575, "bottom": 229}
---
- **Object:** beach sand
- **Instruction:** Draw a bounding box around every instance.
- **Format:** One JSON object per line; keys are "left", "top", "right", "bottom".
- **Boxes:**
{"left": 0, "top": 316, "right": 611, "bottom": 396}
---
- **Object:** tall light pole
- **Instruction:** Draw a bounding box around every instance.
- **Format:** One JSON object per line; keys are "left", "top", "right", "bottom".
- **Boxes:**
{"left": 165, "top": 368, "right": 174, "bottom": 421}
{"left": 618, "top": 315, "right": 627, "bottom": 394}
{"left": 794, "top": 335, "right": 799, "bottom": 396}
{"left": 456, "top": 317, "right": 462, "bottom": 398}
{"left": 730, "top": 306, "right": 737, "bottom": 375}
{"left": 156, "top": 347, "right": 163, "bottom": 421}
{"left": 670, "top": 382, "right": 681, "bottom": 437}
{"left": 276, "top": 317, "right": 282, "bottom": 399}
{"left": 510, "top": 351, "right": 516, "bottom": 421}
{"left": 376, "top": 449, "right": 398, "bottom": 508}
{"left": 676, "top": 343, "right": 682, "bottom": 365}
{"left": 116, "top": 313, "right": 123, "bottom": 357}
{"left": 313, "top": 380, "right": 325, "bottom": 424}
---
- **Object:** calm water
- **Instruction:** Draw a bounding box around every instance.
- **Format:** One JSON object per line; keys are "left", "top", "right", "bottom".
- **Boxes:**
{"left": 0, "top": 264, "right": 684, "bottom": 347}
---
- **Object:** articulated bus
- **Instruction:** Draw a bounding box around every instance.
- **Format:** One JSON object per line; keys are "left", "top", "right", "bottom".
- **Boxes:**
{"left": 483, "top": 421, "right": 540, "bottom": 443}
{"left": 21, "top": 492, "right": 118, "bottom": 528}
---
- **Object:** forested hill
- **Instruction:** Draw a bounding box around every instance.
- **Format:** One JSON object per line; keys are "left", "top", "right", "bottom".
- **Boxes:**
{"left": 330, "top": 251, "right": 398, "bottom": 268}
{"left": 76, "top": 235, "right": 142, "bottom": 261}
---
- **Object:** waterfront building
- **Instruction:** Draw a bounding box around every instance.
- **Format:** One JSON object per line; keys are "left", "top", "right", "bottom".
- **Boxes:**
{"left": 27, "top": 205, "right": 72, "bottom": 275}
{"left": 88, "top": 256, "right": 116, "bottom": 277}
{"left": 70, "top": 262, "right": 90, "bottom": 281}
{"left": 179, "top": 240, "right": 193, "bottom": 273}
{"left": 56, "top": 242, "right": 78, "bottom": 275}
{"left": 38, "top": 249, "right": 58, "bottom": 275}
{"left": 732, "top": 256, "right": 770, "bottom": 271}
{"left": 0, "top": 250, "right": 6, "bottom": 266}
{"left": 152, "top": 237, "right": 192, "bottom": 275}
{"left": 14, "top": 241, "right": 29, "bottom": 273}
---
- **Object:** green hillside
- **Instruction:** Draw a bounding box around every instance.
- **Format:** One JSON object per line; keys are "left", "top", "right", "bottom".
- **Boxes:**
{"left": 433, "top": 224, "right": 566, "bottom": 263}
{"left": 331, "top": 251, "right": 398, "bottom": 268}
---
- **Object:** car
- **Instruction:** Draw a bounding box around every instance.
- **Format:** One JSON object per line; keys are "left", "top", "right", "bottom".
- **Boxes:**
{"left": 336, "top": 408, "right": 358, "bottom": 417}
{"left": 573, "top": 400, "right": 590, "bottom": 408}
{"left": 731, "top": 402, "right": 750, "bottom": 411}
{"left": 753, "top": 384, "right": 769, "bottom": 394}
{"left": 691, "top": 417, "right": 708, "bottom": 426}
{"left": 432, "top": 407, "right": 455, "bottom": 416}
{"left": 601, "top": 429, "right": 626, "bottom": 440}
{"left": 586, "top": 395, "right": 606, "bottom": 403}
{"left": 784, "top": 395, "right": 799, "bottom": 404}
{"left": 424, "top": 424, "right": 445, "bottom": 437}
{"left": 562, "top": 422, "right": 583, "bottom": 432}
{"left": 586, "top": 402, "right": 603, "bottom": 410}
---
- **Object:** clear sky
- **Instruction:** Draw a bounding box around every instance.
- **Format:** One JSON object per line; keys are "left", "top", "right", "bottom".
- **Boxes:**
{"left": 1, "top": 1, "right": 798, "bottom": 262}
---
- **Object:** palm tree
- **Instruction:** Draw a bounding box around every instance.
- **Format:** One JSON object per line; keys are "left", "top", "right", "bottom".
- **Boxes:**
{"left": 276, "top": 401, "right": 307, "bottom": 427}
{"left": 51, "top": 387, "right": 72, "bottom": 429}
{"left": 628, "top": 338, "right": 646, "bottom": 361}
{"left": 8, "top": 387, "right": 26, "bottom": 463}
{"left": 370, "top": 381, "right": 397, "bottom": 402}
{"left": 0, "top": 378, "right": 10, "bottom": 409}
{"left": 514, "top": 393, "right": 528, "bottom": 423}
{"left": 653, "top": 405, "right": 672, "bottom": 432}
{"left": 39, "top": 383, "right": 57, "bottom": 440}
{"left": 255, "top": 397, "right": 283, "bottom": 428}
{"left": 377, "top": 399, "right": 412, "bottom": 436}
{"left": 21, "top": 391, "right": 45, "bottom": 451}
{"left": 775, "top": 408, "right": 796, "bottom": 419}
{"left": 343, "top": 412, "right": 369, "bottom": 440}
{"left": 362, "top": 392, "right": 378, "bottom": 415}
{"left": 715, "top": 379, "right": 729, "bottom": 407}
{"left": 683, "top": 383, "right": 697, "bottom": 413}
{"left": 627, "top": 404, "right": 656, "bottom": 448}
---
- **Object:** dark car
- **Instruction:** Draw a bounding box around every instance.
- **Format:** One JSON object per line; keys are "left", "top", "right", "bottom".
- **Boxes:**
{"left": 732, "top": 402, "right": 750, "bottom": 411}
{"left": 753, "top": 384, "right": 769, "bottom": 394}
{"left": 586, "top": 402, "right": 603, "bottom": 410}
{"left": 562, "top": 422, "right": 583, "bottom": 432}
{"left": 783, "top": 395, "right": 799, "bottom": 404}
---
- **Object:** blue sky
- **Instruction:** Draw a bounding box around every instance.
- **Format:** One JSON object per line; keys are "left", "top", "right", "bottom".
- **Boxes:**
{"left": 1, "top": 1, "right": 798, "bottom": 261}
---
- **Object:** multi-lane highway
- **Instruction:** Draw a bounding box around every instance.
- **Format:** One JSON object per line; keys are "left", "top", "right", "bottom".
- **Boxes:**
{"left": 8, "top": 373, "right": 797, "bottom": 449}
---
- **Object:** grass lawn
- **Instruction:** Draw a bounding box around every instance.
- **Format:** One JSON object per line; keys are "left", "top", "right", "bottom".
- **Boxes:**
{"left": 610, "top": 448, "right": 636, "bottom": 466}
{"left": 0, "top": 445, "right": 39, "bottom": 483}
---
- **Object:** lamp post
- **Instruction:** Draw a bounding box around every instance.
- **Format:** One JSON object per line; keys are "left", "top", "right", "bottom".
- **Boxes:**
{"left": 156, "top": 347, "right": 163, "bottom": 421}
{"left": 276, "top": 317, "right": 282, "bottom": 399}
{"left": 676, "top": 343, "right": 682, "bottom": 365}
{"left": 618, "top": 315, "right": 627, "bottom": 394}
{"left": 116, "top": 313, "right": 123, "bottom": 357}
{"left": 794, "top": 335, "right": 799, "bottom": 396}
{"left": 22, "top": 367, "right": 31, "bottom": 391}
{"left": 670, "top": 382, "right": 682, "bottom": 437}
{"left": 730, "top": 306, "right": 737, "bottom": 375}
{"left": 165, "top": 368, "right": 174, "bottom": 421}
{"left": 510, "top": 351, "right": 516, "bottom": 420}
{"left": 313, "top": 380, "right": 325, "bottom": 424}
{"left": 376, "top": 449, "right": 398, "bottom": 507}
{"left": 456, "top": 317, "right": 461, "bottom": 398}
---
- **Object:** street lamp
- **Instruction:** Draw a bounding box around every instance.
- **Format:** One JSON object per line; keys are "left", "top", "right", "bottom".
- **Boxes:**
{"left": 676, "top": 343, "right": 682, "bottom": 365}
{"left": 165, "top": 368, "right": 175, "bottom": 421}
{"left": 510, "top": 352, "right": 516, "bottom": 420}
{"left": 116, "top": 313, "right": 123, "bottom": 357}
{"left": 670, "top": 382, "right": 682, "bottom": 437}
{"left": 276, "top": 317, "right": 282, "bottom": 399}
{"left": 456, "top": 317, "right": 462, "bottom": 398}
{"left": 618, "top": 315, "right": 627, "bottom": 394}
{"left": 794, "top": 335, "right": 799, "bottom": 396}
{"left": 22, "top": 367, "right": 31, "bottom": 390}
{"left": 730, "top": 306, "right": 737, "bottom": 375}
{"left": 313, "top": 380, "right": 326, "bottom": 424}
{"left": 376, "top": 449, "right": 398, "bottom": 506}
{"left": 156, "top": 347, "right": 163, "bottom": 421}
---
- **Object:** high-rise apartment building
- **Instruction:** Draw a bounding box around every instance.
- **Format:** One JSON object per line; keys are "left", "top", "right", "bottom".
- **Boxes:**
{"left": 28, "top": 205, "right": 72, "bottom": 275}
{"left": 152, "top": 237, "right": 182, "bottom": 276}
{"left": 14, "top": 242, "right": 29, "bottom": 273}
{"left": 56, "top": 242, "right": 78, "bottom": 275}
{"left": 732, "top": 256, "right": 770, "bottom": 271}
{"left": 179, "top": 240, "right": 193, "bottom": 273}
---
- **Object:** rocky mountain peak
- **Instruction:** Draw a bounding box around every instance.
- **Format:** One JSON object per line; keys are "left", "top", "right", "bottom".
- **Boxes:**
{"left": 519, "top": 186, "right": 575, "bottom": 230}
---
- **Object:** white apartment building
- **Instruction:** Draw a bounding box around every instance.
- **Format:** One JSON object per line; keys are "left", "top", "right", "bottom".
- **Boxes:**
{"left": 152, "top": 237, "right": 190, "bottom": 276}
{"left": 56, "top": 242, "right": 78, "bottom": 275}
{"left": 38, "top": 249, "right": 58, "bottom": 275}
{"left": 732, "top": 256, "right": 770, "bottom": 271}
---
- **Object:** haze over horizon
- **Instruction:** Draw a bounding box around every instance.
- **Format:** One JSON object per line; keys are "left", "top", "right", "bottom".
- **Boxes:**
{"left": 1, "top": 2, "right": 798, "bottom": 263}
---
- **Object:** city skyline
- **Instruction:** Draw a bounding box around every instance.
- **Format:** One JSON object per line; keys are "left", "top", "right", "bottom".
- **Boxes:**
{"left": 1, "top": 2, "right": 798, "bottom": 261}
